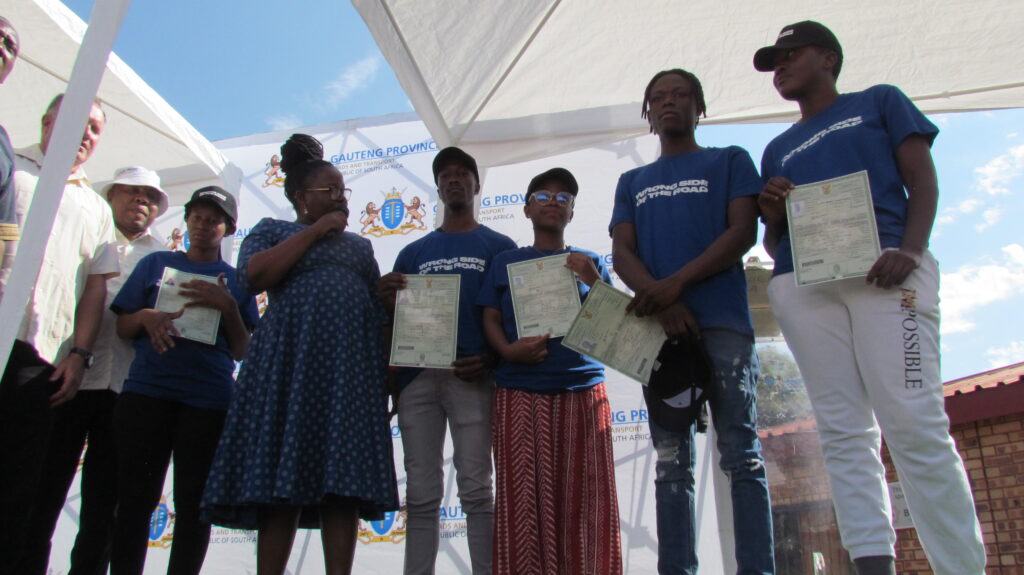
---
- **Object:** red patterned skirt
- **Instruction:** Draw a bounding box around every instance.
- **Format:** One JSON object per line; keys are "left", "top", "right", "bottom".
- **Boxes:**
{"left": 493, "top": 383, "right": 622, "bottom": 575}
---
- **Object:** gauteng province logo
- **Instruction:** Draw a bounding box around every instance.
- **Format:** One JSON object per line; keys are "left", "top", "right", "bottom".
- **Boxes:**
{"left": 357, "top": 509, "right": 408, "bottom": 544}
{"left": 360, "top": 187, "right": 429, "bottom": 238}
{"left": 262, "top": 154, "right": 284, "bottom": 188}
{"left": 148, "top": 496, "right": 175, "bottom": 549}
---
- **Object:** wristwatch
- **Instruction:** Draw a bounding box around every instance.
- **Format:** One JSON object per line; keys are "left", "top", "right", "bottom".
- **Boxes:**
{"left": 69, "top": 347, "right": 95, "bottom": 369}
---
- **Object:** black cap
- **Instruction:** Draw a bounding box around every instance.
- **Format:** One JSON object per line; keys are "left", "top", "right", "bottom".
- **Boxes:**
{"left": 753, "top": 21, "right": 843, "bottom": 72}
{"left": 432, "top": 146, "right": 479, "bottom": 185}
{"left": 526, "top": 167, "right": 579, "bottom": 200}
{"left": 184, "top": 185, "right": 237, "bottom": 224}
{"left": 644, "top": 339, "right": 713, "bottom": 432}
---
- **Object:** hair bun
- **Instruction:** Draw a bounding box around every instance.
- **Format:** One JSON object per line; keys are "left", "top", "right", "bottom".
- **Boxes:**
{"left": 280, "top": 134, "right": 325, "bottom": 175}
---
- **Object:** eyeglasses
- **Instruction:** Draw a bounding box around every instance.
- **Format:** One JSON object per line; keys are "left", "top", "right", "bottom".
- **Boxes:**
{"left": 529, "top": 190, "right": 575, "bottom": 206}
{"left": 304, "top": 186, "right": 352, "bottom": 201}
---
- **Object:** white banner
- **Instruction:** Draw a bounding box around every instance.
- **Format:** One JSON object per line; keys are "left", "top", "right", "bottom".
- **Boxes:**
{"left": 47, "top": 114, "right": 736, "bottom": 574}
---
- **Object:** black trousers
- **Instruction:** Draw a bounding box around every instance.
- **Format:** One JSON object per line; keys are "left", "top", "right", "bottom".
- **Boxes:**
{"left": 18, "top": 389, "right": 118, "bottom": 575}
{"left": 0, "top": 341, "right": 57, "bottom": 575}
{"left": 110, "top": 392, "right": 226, "bottom": 575}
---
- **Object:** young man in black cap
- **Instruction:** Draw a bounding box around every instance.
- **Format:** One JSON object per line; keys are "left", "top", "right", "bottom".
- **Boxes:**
{"left": 755, "top": 20, "right": 985, "bottom": 575}
{"left": 378, "top": 147, "right": 515, "bottom": 575}
{"left": 610, "top": 69, "right": 774, "bottom": 575}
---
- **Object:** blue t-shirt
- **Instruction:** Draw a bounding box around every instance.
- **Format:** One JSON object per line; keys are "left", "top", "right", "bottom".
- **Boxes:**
{"left": 392, "top": 224, "right": 516, "bottom": 387}
{"left": 0, "top": 126, "right": 18, "bottom": 240}
{"left": 761, "top": 84, "right": 939, "bottom": 276}
{"left": 609, "top": 146, "right": 760, "bottom": 335}
{"left": 111, "top": 250, "right": 260, "bottom": 410}
{"left": 477, "top": 247, "right": 609, "bottom": 393}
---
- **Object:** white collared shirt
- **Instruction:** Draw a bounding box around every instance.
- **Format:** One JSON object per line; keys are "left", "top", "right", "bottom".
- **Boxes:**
{"left": 10, "top": 144, "right": 119, "bottom": 364}
{"left": 81, "top": 228, "right": 166, "bottom": 392}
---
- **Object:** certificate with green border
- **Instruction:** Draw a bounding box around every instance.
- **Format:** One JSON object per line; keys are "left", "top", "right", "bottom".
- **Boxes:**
{"left": 562, "top": 281, "right": 666, "bottom": 384}
{"left": 390, "top": 274, "right": 460, "bottom": 369}
{"left": 507, "top": 253, "right": 580, "bottom": 339}
{"left": 786, "top": 170, "right": 881, "bottom": 286}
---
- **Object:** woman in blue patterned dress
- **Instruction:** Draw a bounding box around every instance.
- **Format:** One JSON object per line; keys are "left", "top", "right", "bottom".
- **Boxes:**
{"left": 202, "top": 134, "right": 398, "bottom": 575}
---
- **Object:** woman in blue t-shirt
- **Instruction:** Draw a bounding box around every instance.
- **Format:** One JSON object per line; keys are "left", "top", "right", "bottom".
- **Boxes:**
{"left": 109, "top": 186, "right": 258, "bottom": 575}
{"left": 478, "top": 168, "right": 622, "bottom": 575}
{"left": 755, "top": 21, "right": 985, "bottom": 575}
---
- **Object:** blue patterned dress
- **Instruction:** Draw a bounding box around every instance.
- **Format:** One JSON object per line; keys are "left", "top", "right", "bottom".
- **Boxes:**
{"left": 202, "top": 218, "right": 398, "bottom": 528}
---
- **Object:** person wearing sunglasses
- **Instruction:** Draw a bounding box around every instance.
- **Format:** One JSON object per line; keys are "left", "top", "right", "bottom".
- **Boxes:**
{"left": 478, "top": 168, "right": 621, "bottom": 575}
{"left": 202, "top": 134, "right": 398, "bottom": 575}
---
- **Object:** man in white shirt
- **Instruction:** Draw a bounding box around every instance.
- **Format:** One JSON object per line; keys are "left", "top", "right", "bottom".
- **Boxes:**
{"left": 0, "top": 94, "right": 118, "bottom": 568}
{"left": 20, "top": 166, "right": 168, "bottom": 575}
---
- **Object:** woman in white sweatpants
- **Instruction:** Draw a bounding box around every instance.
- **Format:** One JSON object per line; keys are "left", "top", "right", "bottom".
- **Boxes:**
{"left": 754, "top": 19, "right": 985, "bottom": 575}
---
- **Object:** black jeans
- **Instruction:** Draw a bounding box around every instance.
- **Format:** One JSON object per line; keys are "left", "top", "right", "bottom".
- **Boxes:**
{"left": 0, "top": 341, "right": 57, "bottom": 575}
{"left": 111, "top": 392, "right": 226, "bottom": 575}
{"left": 18, "top": 389, "right": 118, "bottom": 575}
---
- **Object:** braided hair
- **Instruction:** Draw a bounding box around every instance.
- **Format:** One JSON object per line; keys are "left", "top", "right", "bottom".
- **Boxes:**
{"left": 641, "top": 69, "right": 707, "bottom": 133}
{"left": 280, "top": 134, "right": 334, "bottom": 207}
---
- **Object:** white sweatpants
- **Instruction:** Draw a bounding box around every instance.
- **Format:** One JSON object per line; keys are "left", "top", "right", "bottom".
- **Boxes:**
{"left": 768, "top": 252, "right": 985, "bottom": 575}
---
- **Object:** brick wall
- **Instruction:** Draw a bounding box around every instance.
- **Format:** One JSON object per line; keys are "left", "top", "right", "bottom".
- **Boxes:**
{"left": 882, "top": 413, "right": 1024, "bottom": 574}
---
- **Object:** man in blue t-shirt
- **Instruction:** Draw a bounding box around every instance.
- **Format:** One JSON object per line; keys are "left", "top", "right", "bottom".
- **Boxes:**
{"left": 378, "top": 147, "right": 515, "bottom": 575}
{"left": 755, "top": 21, "right": 985, "bottom": 575}
{"left": 609, "top": 69, "right": 774, "bottom": 575}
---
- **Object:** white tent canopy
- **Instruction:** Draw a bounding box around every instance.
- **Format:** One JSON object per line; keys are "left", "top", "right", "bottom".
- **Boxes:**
{"left": 0, "top": 0, "right": 240, "bottom": 374}
{"left": 0, "top": 0, "right": 241, "bottom": 204}
{"left": 354, "top": 0, "right": 1024, "bottom": 167}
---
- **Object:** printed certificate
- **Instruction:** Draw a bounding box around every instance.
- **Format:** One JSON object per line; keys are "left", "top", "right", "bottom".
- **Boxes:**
{"left": 390, "top": 274, "right": 460, "bottom": 369}
{"left": 154, "top": 268, "right": 221, "bottom": 345}
{"left": 562, "top": 281, "right": 667, "bottom": 384}
{"left": 786, "top": 170, "right": 881, "bottom": 286}
{"left": 507, "top": 253, "right": 581, "bottom": 339}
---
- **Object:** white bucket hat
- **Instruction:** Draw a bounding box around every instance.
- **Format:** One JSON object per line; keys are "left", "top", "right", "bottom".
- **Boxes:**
{"left": 100, "top": 166, "right": 169, "bottom": 217}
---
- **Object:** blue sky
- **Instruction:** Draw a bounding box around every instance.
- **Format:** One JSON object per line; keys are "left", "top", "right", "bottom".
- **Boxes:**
{"left": 62, "top": 0, "right": 1023, "bottom": 381}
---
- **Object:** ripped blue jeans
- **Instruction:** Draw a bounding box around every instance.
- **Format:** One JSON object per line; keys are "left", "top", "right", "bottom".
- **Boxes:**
{"left": 647, "top": 328, "right": 774, "bottom": 575}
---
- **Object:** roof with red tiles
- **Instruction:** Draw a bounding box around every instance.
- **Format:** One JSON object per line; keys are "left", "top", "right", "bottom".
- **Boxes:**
{"left": 943, "top": 362, "right": 1024, "bottom": 425}
{"left": 943, "top": 361, "right": 1024, "bottom": 397}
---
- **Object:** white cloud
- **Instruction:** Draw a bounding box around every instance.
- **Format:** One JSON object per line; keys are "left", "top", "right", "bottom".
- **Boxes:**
{"left": 986, "top": 341, "right": 1024, "bottom": 369}
{"left": 974, "top": 144, "right": 1024, "bottom": 196}
{"left": 974, "top": 207, "right": 1003, "bottom": 232}
{"left": 940, "top": 244, "right": 1024, "bottom": 334}
{"left": 318, "top": 54, "right": 382, "bottom": 112}
{"left": 935, "top": 198, "right": 982, "bottom": 231}
{"left": 266, "top": 114, "right": 302, "bottom": 131}
{"left": 937, "top": 145, "right": 1023, "bottom": 230}
{"left": 1008, "top": 132, "right": 1019, "bottom": 139}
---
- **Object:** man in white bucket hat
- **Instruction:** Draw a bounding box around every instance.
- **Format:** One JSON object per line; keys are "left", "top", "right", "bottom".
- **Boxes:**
{"left": 19, "top": 166, "right": 169, "bottom": 575}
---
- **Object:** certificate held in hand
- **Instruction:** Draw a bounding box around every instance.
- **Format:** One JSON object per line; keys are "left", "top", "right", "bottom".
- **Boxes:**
{"left": 390, "top": 274, "right": 461, "bottom": 369}
{"left": 786, "top": 170, "right": 881, "bottom": 286}
{"left": 562, "top": 281, "right": 667, "bottom": 384}
{"left": 154, "top": 268, "right": 221, "bottom": 345}
{"left": 506, "top": 253, "right": 581, "bottom": 339}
